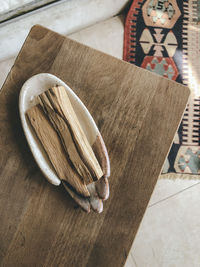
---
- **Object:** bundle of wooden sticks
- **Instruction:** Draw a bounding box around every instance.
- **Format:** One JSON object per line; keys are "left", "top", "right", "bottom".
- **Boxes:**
{"left": 26, "top": 85, "right": 109, "bottom": 212}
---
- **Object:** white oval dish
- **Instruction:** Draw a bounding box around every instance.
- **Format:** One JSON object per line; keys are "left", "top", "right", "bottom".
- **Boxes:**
{"left": 19, "top": 73, "right": 99, "bottom": 186}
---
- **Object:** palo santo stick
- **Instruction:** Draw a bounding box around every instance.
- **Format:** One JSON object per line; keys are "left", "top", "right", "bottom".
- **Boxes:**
{"left": 39, "top": 85, "right": 103, "bottom": 184}
{"left": 26, "top": 104, "right": 90, "bottom": 197}
{"left": 38, "top": 93, "right": 93, "bottom": 185}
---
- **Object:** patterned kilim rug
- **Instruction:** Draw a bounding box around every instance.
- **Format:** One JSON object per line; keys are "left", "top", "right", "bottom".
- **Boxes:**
{"left": 123, "top": 0, "right": 200, "bottom": 179}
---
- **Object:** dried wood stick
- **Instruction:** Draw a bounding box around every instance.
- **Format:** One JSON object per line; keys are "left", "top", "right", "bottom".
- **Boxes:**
{"left": 87, "top": 183, "right": 103, "bottom": 213}
{"left": 38, "top": 93, "right": 93, "bottom": 185}
{"left": 26, "top": 104, "right": 90, "bottom": 197}
{"left": 39, "top": 85, "right": 103, "bottom": 184}
{"left": 62, "top": 181, "right": 90, "bottom": 213}
{"left": 95, "top": 177, "right": 109, "bottom": 201}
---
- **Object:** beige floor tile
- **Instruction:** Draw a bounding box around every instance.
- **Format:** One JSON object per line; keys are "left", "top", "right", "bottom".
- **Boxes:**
{"left": 149, "top": 179, "right": 200, "bottom": 206}
{"left": 0, "top": 57, "right": 15, "bottom": 89}
{"left": 129, "top": 183, "right": 200, "bottom": 267}
{"left": 69, "top": 14, "right": 125, "bottom": 59}
{"left": 0, "top": 0, "right": 128, "bottom": 60}
{"left": 125, "top": 253, "right": 137, "bottom": 267}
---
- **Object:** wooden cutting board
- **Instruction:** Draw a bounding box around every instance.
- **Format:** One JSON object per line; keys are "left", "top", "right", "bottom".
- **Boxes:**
{"left": 0, "top": 25, "right": 189, "bottom": 267}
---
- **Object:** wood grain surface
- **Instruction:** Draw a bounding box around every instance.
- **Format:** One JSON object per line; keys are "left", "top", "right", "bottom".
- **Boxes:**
{"left": 0, "top": 25, "right": 190, "bottom": 267}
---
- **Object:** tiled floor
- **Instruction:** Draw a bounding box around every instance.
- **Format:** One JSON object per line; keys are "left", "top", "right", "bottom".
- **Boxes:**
{"left": 0, "top": 0, "right": 32, "bottom": 14}
{"left": 127, "top": 181, "right": 200, "bottom": 267}
{"left": 0, "top": 0, "right": 129, "bottom": 60}
{"left": 1, "top": 13, "right": 200, "bottom": 267}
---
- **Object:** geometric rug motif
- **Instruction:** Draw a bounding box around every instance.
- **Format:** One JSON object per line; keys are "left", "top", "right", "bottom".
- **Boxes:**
{"left": 124, "top": 0, "right": 200, "bottom": 178}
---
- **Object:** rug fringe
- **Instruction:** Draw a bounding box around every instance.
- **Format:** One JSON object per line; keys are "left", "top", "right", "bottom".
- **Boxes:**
{"left": 160, "top": 173, "right": 200, "bottom": 180}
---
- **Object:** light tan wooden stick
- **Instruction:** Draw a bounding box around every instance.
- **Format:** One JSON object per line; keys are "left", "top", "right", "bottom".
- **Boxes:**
{"left": 26, "top": 105, "right": 90, "bottom": 197}
{"left": 38, "top": 85, "right": 103, "bottom": 184}
{"left": 38, "top": 93, "right": 94, "bottom": 185}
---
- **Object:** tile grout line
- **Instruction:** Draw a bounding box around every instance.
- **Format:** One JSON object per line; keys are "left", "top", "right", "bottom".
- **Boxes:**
{"left": 148, "top": 181, "right": 200, "bottom": 208}
{"left": 130, "top": 252, "right": 138, "bottom": 267}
